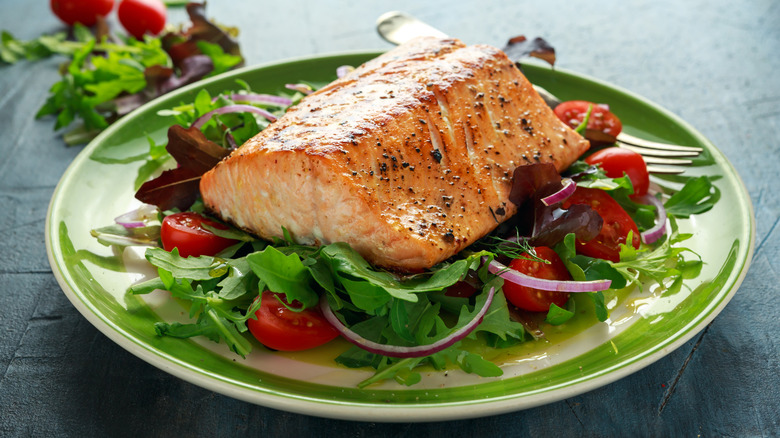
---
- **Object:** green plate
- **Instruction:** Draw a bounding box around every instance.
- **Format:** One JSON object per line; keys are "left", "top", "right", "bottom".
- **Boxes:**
{"left": 46, "top": 52, "right": 755, "bottom": 422}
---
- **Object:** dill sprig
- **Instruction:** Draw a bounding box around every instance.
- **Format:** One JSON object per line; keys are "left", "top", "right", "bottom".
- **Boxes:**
{"left": 483, "top": 232, "right": 549, "bottom": 264}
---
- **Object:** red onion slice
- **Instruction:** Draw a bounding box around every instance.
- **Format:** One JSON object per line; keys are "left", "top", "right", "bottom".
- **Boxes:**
{"left": 319, "top": 287, "right": 496, "bottom": 358}
{"left": 636, "top": 193, "right": 668, "bottom": 244}
{"left": 285, "top": 83, "right": 313, "bottom": 95}
{"left": 114, "top": 204, "right": 158, "bottom": 228}
{"left": 487, "top": 258, "right": 611, "bottom": 292}
{"left": 541, "top": 178, "right": 575, "bottom": 206}
{"left": 336, "top": 65, "right": 354, "bottom": 78}
{"left": 216, "top": 93, "right": 293, "bottom": 107}
{"left": 192, "top": 104, "right": 277, "bottom": 130}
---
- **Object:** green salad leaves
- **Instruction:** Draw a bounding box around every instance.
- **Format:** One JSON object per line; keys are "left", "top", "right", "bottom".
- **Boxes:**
{"left": 130, "top": 239, "right": 526, "bottom": 386}
{"left": 3, "top": 2, "right": 244, "bottom": 145}
{"left": 88, "top": 76, "right": 720, "bottom": 388}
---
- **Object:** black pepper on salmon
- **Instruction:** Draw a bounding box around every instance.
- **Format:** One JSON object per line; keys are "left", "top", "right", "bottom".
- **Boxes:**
{"left": 199, "top": 36, "right": 589, "bottom": 271}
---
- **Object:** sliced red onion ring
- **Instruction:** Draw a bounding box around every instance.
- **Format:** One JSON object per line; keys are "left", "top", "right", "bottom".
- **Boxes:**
{"left": 285, "top": 83, "right": 313, "bottom": 95}
{"left": 486, "top": 258, "right": 611, "bottom": 292}
{"left": 336, "top": 65, "right": 354, "bottom": 78}
{"left": 636, "top": 193, "right": 668, "bottom": 244}
{"left": 115, "top": 204, "right": 158, "bottom": 228}
{"left": 319, "top": 287, "right": 496, "bottom": 358}
{"left": 541, "top": 178, "right": 575, "bottom": 206}
{"left": 192, "top": 104, "right": 277, "bottom": 129}
{"left": 215, "top": 93, "right": 293, "bottom": 107}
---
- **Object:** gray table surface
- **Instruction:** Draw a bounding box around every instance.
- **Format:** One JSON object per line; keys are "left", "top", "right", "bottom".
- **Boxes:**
{"left": 1, "top": 0, "right": 778, "bottom": 436}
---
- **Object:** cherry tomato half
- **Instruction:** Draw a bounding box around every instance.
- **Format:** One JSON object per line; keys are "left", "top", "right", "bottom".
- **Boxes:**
{"left": 585, "top": 147, "right": 650, "bottom": 197}
{"left": 503, "top": 247, "right": 571, "bottom": 312}
{"left": 117, "top": 0, "right": 166, "bottom": 39}
{"left": 50, "top": 0, "right": 115, "bottom": 26}
{"left": 160, "top": 212, "right": 239, "bottom": 258}
{"left": 562, "top": 187, "right": 640, "bottom": 262}
{"left": 247, "top": 291, "right": 340, "bottom": 352}
{"left": 554, "top": 100, "right": 623, "bottom": 138}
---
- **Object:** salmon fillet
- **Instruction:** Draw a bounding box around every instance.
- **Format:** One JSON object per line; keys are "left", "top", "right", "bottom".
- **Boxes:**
{"left": 199, "top": 37, "right": 589, "bottom": 271}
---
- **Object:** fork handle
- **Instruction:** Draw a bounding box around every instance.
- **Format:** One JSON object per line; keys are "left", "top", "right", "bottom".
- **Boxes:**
{"left": 376, "top": 11, "right": 448, "bottom": 45}
{"left": 618, "top": 143, "right": 700, "bottom": 158}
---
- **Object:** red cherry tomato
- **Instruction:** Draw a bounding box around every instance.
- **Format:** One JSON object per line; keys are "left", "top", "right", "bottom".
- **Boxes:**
{"left": 554, "top": 100, "right": 623, "bottom": 138}
{"left": 117, "top": 0, "right": 166, "bottom": 39}
{"left": 247, "top": 291, "right": 340, "bottom": 352}
{"left": 585, "top": 147, "right": 650, "bottom": 197}
{"left": 503, "top": 247, "right": 571, "bottom": 312}
{"left": 50, "top": 0, "right": 115, "bottom": 26}
{"left": 160, "top": 212, "right": 239, "bottom": 258}
{"left": 562, "top": 187, "right": 640, "bottom": 262}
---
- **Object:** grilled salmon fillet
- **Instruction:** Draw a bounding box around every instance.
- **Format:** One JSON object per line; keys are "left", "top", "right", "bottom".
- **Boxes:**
{"left": 199, "top": 37, "right": 589, "bottom": 271}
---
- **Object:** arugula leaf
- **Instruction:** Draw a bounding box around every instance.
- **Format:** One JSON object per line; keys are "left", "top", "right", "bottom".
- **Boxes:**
{"left": 24, "top": 4, "right": 245, "bottom": 145}
{"left": 467, "top": 279, "right": 526, "bottom": 343}
{"left": 612, "top": 220, "right": 700, "bottom": 288}
{"left": 135, "top": 136, "right": 172, "bottom": 190}
{"left": 568, "top": 254, "right": 627, "bottom": 289}
{"left": 201, "top": 222, "right": 257, "bottom": 243}
{"left": 318, "top": 243, "right": 484, "bottom": 305}
{"left": 664, "top": 175, "right": 719, "bottom": 218}
{"left": 1, "top": 31, "right": 35, "bottom": 63}
{"left": 554, "top": 234, "right": 612, "bottom": 322}
{"left": 1, "top": 26, "right": 137, "bottom": 65}
{"left": 319, "top": 243, "right": 412, "bottom": 302}
{"left": 441, "top": 349, "right": 503, "bottom": 377}
{"left": 137, "top": 246, "right": 263, "bottom": 356}
{"left": 337, "top": 276, "right": 392, "bottom": 313}
{"left": 306, "top": 256, "right": 336, "bottom": 294}
{"left": 155, "top": 308, "right": 252, "bottom": 357}
{"left": 246, "top": 246, "right": 319, "bottom": 309}
{"left": 83, "top": 52, "right": 147, "bottom": 104}
{"left": 545, "top": 301, "right": 575, "bottom": 325}
{"left": 128, "top": 277, "right": 166, "bottom": 295}
{"left": 356, "top": 357, "right": 424, "bottom": 388}
{"left": 216, "top": 257, "right": 256, "bottom": 300}
{"left": 144, "top": 247, "right": 224, "bottom": 281}
{"left": 389, "top": 298, "right": 415, "bottom": 343}
{"left": 608, "top": 183, "right": 657, "bottom": 230}
{"left": 196, "top": 41, "right": 242, "bottom": 77}
{"left": 36, "top": 38, "right": 109, "bottom": 132}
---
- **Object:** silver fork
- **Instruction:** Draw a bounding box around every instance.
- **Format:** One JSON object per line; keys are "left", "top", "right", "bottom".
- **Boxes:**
{"left": 376, "top": 11, "right": 702, "bottom": 175}
{"left": 531, "top": 86, "right": 702, "bottom": 174}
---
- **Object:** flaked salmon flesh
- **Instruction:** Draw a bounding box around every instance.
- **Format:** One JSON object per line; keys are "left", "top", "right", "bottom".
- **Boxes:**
{"left": 199, "top": 37, "right": 589, "bottom": 271}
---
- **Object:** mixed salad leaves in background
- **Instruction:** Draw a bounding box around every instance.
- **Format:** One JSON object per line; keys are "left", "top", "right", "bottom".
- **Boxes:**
{"left": 1, "top": 1, "right": 243, "bottom": 145}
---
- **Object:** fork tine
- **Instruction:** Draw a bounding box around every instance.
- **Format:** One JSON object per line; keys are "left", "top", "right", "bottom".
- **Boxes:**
{"left": 530, "top": 84, "right": 703, "bottom": 172}
{"left": 642, "top": 156, "right": 693, "bottom": 166}
{"left": 646, "top": 165, "right": 686, "bottom": 175}
{"left": 617, "top": 132, "right": 703, "bottom": 153}
{"left": 618, "top": 143, "right": 701, "bottom": 158}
